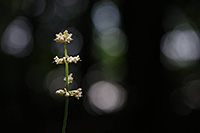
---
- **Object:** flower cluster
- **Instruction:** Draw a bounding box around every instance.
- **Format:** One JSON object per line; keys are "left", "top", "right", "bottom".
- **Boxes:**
{"left": 67, "top": 55, "right": 80, "bottom": 63}
{"left": 53, "top": 55, "right": 81, "bottom": 64}
{"left": 56, "top": 88, "right": 82, "bottom": 99}
{"left": 53, "top": 30, "right": 82, "bottom": 100}
{"left": 53, "top": 56, "right": 66, "bottom": 64}
{"left": 64, "top": 73, "right": 73, "bottom": 84}
{"left": 69, "top": 88, "right": 82, "bottom": 99}
{"left": 54, "top": 30, "right": 73, "bottom": 43}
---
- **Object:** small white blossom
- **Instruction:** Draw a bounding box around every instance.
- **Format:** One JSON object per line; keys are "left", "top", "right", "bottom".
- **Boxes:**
{"left": 72, "top": 55, "right": 80, "bottom": 63}
{"left": 53, "top": 56, "right": 65, "bottom": 64}
{"left": 55, "top": 89, "right": 65, "bottom": 96}
{"left": 54, "top": 32, "right": 65, "bottom": 43}
{"left": 65, "top": 92, "right": 70, "bottom": 97}
{"left": 66, "top": 33, "right": 73, "bottom": 43}
{"left": 68, "top": 73, "right": 73, "bottom": 83}
{"left": 67, "top": 56, "right": 73, "bottom": 63}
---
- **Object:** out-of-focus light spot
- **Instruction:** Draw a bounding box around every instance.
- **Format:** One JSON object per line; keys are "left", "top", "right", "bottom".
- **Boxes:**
{"left": 93, "top": 28, "right": 127, "bottom": 57}
{"left": 52, "top": 28, "right": 83, "bottom": 55}
{"left": 160, "top": 25, "right": 200, "bottom": 69}
{"left": 55, "top": 0, "right": 88, "bottom": 20}
{"left": 1, "top": 17, "right": 33, "bottom": 58}
{"left": 56, "top": 0, "right": 79, "bottom": 7}
{"left": 44, "top": 68, "right": 65, "bottom": 100}
{"left": 171, "top": 79, "right": 200, "bottom": 115}
{"left": 33, "top": 0, "right": 46, "bottom": 16}
{"left": 22, "top": 0, "right": 46, "bottom": 16}
{"left": 182, "top": 80, "right": 200, "bottom": 109}
{"left": 91, "top": 1, "right": 120, "bottom": 33}
{"left": 87, "top": 81, "right": 127, "bottom": 114}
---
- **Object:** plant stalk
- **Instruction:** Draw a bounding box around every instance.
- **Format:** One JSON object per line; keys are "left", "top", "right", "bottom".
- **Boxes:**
{"left": 62, "top": 42, "right": 69, "bottom": 133}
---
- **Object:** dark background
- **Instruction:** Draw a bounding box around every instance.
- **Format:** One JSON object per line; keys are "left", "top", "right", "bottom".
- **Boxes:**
{"left": 1, "top": 0, "right": 200, "bottom": 133}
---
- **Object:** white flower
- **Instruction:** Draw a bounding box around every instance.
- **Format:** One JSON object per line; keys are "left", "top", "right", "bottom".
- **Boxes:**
{"left": 65, "top": 33, "right": 73, "bottom": 43}
{"left": 53, "top": 56, "right": 65, "bottom": 64}
{"left": 55, "top": 89, "right": 65, "bottom": 96}
{"left": 72, "top": 55, "right": 80, "bottom": 63}
{"left": 67, "top": 56, "right": 73, "bottom": 63}
{"left": 54, "top": 33, "right": 65, "bottom": 43}
{"left": 65, "top": 92, "right": 70, "bottom": 97}
{"left": 53, "top": 56, "right": 59, "bottom": 64}
{"left": 68, "top": 73, "right": 73, "bottom": 83}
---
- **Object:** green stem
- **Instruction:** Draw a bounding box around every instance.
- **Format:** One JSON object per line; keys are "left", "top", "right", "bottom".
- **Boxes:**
{"left": 62, "top": 42, "right": 69, "bottom": 133}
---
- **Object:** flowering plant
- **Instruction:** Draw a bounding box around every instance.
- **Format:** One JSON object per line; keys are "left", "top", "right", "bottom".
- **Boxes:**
{"left": 53, "top": 30, "right": 82, "bottom": 132}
